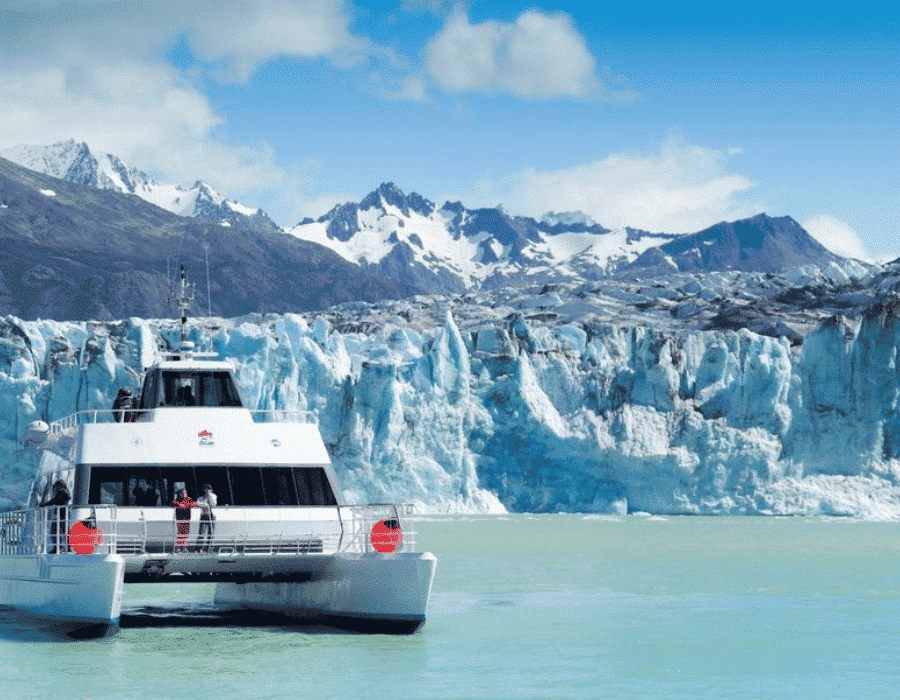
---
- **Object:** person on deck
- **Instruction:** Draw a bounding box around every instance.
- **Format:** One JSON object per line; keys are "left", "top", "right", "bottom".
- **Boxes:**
{"left": 196, "top": 484, "right": 217, "bottom": 552}
{"left": 113, "top": 388, "right": 137, "bottom": 422}
{"left": 40, "top": 480, "right": 70, "bottom": 553}
{"left": 171, "top": 488, "right": 198, "bottom": 553}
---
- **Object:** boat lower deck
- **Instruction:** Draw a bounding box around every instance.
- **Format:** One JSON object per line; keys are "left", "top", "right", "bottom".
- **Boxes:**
{"left": 121, "top": 549, "right": 331, "bottom": 582}
{"left": 1, "top": 504, "right": 435, "bottom": 634}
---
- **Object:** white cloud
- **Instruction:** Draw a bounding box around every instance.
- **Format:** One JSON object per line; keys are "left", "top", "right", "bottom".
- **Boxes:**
{"left": 0, "top": 62, "right": 285, "bottom": 195}
{"left": 0, "top": 1, "right": 365, "bottom": 82}
{"left": 466, "top": 134, "right": 758, "bottom": 233}
{"left": 186, "top": 0, "right": 367, "bottom": 82}
{"left": 0, "top": 1, "right": 368, "bottom": 205}
{"left": 801, "top": 215, "right": 870, "bottom": 261}
{"left": 425, "top": 10, "right": 618, "bottom": 99}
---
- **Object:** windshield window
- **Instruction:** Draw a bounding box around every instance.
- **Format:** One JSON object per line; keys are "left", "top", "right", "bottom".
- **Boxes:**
{"left": 140, "top": 370, "right": 243, "bottom": 409}
{"left": 85, "top": 466, "right": 337, "bottom": 506}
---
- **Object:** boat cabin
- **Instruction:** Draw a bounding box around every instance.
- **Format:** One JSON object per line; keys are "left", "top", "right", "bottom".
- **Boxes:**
{"left": 26, "top": 351, "right": 346, "bottom": 556}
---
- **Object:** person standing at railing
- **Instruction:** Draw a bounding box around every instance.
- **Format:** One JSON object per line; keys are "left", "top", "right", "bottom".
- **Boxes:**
{"left": 172, "top": 488, "right": 198, "bottom": 553}
{"left": 196, "top": 484, "right": 217, "bottom": 552}
{"left": 39, "top": 480, "right": 70, "bottom": 553}
{"left": 113, "top": 387, "right": 133, "bottom": 422}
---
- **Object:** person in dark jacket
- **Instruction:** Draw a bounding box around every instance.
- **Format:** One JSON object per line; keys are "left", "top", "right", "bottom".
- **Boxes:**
{"left": 40, "top": 480, "right": 70, "bottom": 553}
{"left": 113, "top": 388, "right": 135, "bottom": 422}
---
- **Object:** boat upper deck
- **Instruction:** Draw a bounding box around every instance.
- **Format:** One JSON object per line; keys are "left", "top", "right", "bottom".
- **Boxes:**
{"left": 45, "top": 408, "right": 331, "bottom": 468}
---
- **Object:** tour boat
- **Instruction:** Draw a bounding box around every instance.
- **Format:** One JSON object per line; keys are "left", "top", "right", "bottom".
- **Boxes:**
{"left": 0, "top": 271, "right": 437, "bottom": 635}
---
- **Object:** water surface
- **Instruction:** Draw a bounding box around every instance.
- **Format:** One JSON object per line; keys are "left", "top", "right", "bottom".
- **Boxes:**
{"left": 2, "top": 515, "right": 898, "bottom": 699}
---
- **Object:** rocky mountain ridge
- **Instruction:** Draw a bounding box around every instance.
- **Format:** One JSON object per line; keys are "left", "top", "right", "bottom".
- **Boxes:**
{"left": 4, "top": 142, "right": 853, "bottom": 299}
{"left": 287, "top": 182, "right": 849, "bottom": 297}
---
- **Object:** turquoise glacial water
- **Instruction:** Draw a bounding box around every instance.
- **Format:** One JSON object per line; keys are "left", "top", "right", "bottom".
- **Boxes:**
{"left": 2, "top": 514, "right": 900, "bottom": 699}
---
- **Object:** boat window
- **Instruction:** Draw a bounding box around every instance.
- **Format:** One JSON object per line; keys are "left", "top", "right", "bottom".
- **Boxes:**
{"left": 87, "top": 467, "right": 163, "bottom": 506}
{"left": 86, "top": 466, "right": 336, "bottom": 506}
{"left": 88, "top": 467, "right": 130, "bottom": 505}
{"left": 138, "top": 369, "right": 159, "bottom": 410}
{"left": 194, "top": 467, "right": 232, "bottom": 506}
{"left": 262, "top": 468, "right": 298, "bottom": 506}
{"left": 158, "top": 371, "right": 243, "bottom": 408}
{"left": 200, "top": 372, "right": 243, "bottom": 407}
{"left": 129, "top": 474, "right": 162, "bottom": 506}
{"left": 45, "top": 468, "right": 76, "bottom": 506}
{"left": 228, "top": 468, "right": 266, "bottom": 506}
{"left": 33, "top": 475, "right": 55, "bottom": 507}
{"left": 29, "top": 454, "right": 77, "bottom": 507}
{"left": 294, "top": 467, "right": 338, "bottom": 506}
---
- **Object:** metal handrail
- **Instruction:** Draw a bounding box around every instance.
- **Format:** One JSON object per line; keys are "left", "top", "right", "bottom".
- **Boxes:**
{"left": 0, "top": 504, "right": 118, "bottom": 555}
{"left": 248, "top": 410, "right": 318, "bottom": 424}
{"left": 46, "top": 408, "right": 318, "bottom": 431}
{"left": 0, "top": 504, "right": 417, "bottom": 557}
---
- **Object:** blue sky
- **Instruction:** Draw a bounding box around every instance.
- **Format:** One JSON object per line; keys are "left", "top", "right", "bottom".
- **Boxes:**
{"left": 0, "top": 2, "right": 897, "bottom": 260}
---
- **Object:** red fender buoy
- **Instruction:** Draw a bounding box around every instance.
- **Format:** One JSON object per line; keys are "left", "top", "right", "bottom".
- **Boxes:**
{"left": 370, "top": 518, "right": 403, "bottom": 553}
{"left": 68, "top": 520, "right": 103, "bottom": 555}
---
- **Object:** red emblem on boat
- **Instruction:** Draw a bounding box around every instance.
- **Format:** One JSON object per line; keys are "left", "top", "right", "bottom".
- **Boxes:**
{"left": 198, "top": 429, "right": 213, "bottom": 446}
{"left": 369, "top": 519, "right": 403, "bottom": 553}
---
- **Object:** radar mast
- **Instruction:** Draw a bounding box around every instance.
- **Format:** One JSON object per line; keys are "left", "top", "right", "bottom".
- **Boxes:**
{"left": 168, "top": 265, "right": 195, "bottom": 351}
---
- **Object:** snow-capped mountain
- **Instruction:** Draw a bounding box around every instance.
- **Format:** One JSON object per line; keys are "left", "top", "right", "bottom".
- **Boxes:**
{"left": 287, "top": 183, "right": 843, "bottom": 295}
{"left": 0, "top": 146, "right": 876, "bottom": 328}
{"left": 2, "top": 143, "right": 852, "bottom": 300}
{"left": 0, "top": 140, "right": 281, "bottom": 235}
{"left": 287, "top": 182, "right": 676, "bottom": 292}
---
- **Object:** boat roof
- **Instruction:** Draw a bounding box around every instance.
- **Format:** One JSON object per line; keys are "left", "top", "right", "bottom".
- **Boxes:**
{"left": 76, "top": 411, "right": 332, "bottom": 466}
{"left": 152, "top": 357, "right": 234, "bottom": 371}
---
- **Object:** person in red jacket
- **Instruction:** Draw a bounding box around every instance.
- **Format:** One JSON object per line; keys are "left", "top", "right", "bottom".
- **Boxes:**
{"left": 172, "top": 488, "right": 197, "bottom": 552}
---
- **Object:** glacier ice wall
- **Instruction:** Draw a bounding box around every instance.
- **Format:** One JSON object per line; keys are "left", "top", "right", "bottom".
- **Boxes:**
{"left": 3, "top": 305, "right": 900, "bottom": 517}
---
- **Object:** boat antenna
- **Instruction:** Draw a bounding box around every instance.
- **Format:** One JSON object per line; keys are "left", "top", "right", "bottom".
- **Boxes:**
{"left": 168, "top": 264, "right": 195, "bottom": 350}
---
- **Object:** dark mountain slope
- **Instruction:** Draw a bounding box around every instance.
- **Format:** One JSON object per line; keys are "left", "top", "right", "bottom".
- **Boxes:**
{"left": 0, "top": 158, "right": 415, "bottom": 320}
{"left": 621, "top": 214, "right": 843, "bottom": 276}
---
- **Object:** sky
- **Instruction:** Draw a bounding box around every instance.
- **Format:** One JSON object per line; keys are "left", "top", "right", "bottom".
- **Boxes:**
{"left": 0, "top": 1, "right": 897, "bottom": 261}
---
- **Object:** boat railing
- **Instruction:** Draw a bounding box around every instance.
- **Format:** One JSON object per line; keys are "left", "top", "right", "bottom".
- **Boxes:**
{"left": 248, "top": 410, "right": 317, "bottom": 424}
{"left": 0, "top": 504, "right": 417, "bottom": 557}
{"left": 46, "top": 408, "right": 317, "bottom": 431}
{"left": 0, "top": 505, "right": 110, "bottom": 556}
{"left": 338, "top": 504, "right": 417, "bottom": 554}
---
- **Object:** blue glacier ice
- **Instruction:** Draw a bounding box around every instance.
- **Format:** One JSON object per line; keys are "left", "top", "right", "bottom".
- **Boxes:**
{"left": 3, "top": 295, "right": 900, "bottom": 517}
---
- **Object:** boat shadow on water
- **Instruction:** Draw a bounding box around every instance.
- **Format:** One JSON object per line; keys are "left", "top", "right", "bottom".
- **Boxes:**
{"left": 0, "top": 604, "right": 413, "bottom": 641}
{"left": 0, "top": 606, "right": 119, "bottom": 641}
{"left": 120, "top": 604, "right": 374, "bottom": 634}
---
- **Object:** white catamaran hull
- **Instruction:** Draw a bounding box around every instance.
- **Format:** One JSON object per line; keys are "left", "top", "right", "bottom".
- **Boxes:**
{"left": 214, "top": 551, "right": 437, "bottom": 633}
{"left": 0, "top": 553, "right": 125, "bottom": 627}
